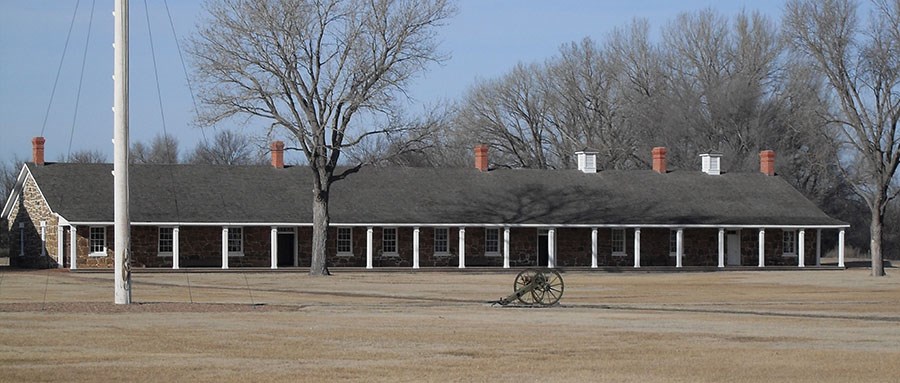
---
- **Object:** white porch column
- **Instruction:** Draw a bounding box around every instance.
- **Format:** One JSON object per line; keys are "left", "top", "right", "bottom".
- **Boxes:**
{"left": 548, "top": 228, "right": 556, "bottom": 268}
{"left": 816, "top": 229, "right": 822, "bottom": 266}
{"left": 798, "top": 229, "right": 806, "bottom": 268}
{"left": 366, "top": 227, "right": 373, "bottom": 269}
{"left": 221, "top": 227, "right": 229, "bottom": 269}
{"left": 458, "top": 227, "right": 466, "bottom": 269}
{"left": 413, "top": 227, "right": 420, "bottom": 269}
{"left": 717, "top": 228, "right": 725, "bottom": 268}
{"left": 838, "top": 229, "right": 845, "bottom": 268}
{"left": 675, "top": 228, "right": 683, "bottom": 268}
{"left": 40, "top": 221, "right": 47, "bottom": 257}
{"left": 56, "top": 224, "right": 64, "bottom": 268}
{"left": 270, "top": 226, "right": 278, "bottom": 269}
{"left": 591, "top": 228, "right": 598, "bottom": 268}
{"left": 633, "top": 228, "right": 641, "bottom": 268}
{"left": 69, "top": 225, "right": 77, "bottom": 270}
{"left": 758, "top": 229, "right": 765, "bottom": 268}
{"left": 172, "top": 227, "right": 180, "bottom": 269}
{"left": 503, "top": 227, "right": 510, "bottom": 269}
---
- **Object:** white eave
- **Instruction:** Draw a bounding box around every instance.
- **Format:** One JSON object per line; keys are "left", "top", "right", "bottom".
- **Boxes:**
{"left": 1, "top": 164, "right": 31, "bottom": 219}
{"left": 60, "top": 221, "right": 850, "bottom": 229}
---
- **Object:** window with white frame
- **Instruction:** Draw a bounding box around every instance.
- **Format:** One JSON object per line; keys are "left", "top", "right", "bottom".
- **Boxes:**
{"left": 89, "top": 227, "right": 106, "bottom": 255}
{"left": 337, "top": 227, "right": 352, "bottom": 255}
{"left": 611, "top": 229, "right": 625, "bottom": 255}
{"left": 485, "top": 228, "right": 500, "bottom": 254}
{"left": 228, "top": 227, "right": 243, "bottom": 253}
{"left": 158, "top": 227, "right": 174, "bottom": 255}
{"left": 783, "top": 230, "right": 797, "bottom": 256}
{"left": 434, "top": 228, "right": 448, "bottom": 254}
{"left": 383, "top": 227, "right": 397, "bottom": 254}
{"left": 669, "top": 230, "right": 678, "bottom": 256}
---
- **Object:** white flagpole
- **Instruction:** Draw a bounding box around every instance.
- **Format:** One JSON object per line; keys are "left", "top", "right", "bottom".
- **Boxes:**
{"left": 113, "top": 0, "right": 132, "bottom": 304}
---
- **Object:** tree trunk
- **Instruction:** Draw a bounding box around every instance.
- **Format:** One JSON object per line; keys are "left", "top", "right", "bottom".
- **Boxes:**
{"left": 870, "top": 205, "right": 885, "bottom": 277}
{"left": 310, "top": 191, "right": 330, "bottom": 276}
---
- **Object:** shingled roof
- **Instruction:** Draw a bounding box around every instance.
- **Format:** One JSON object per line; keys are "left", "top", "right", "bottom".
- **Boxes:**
{"left": 20, "top": 162, "right": 846, "bottom": 227}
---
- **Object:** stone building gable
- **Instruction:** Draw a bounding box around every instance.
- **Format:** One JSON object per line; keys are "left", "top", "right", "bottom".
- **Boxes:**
{"left": 5, "top": 171, "right": 62, "bottom": 268}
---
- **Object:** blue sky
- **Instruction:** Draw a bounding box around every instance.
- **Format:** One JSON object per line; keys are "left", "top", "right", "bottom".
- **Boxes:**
{"left": 0, "top": 0, "right": 788, "bottom": 162}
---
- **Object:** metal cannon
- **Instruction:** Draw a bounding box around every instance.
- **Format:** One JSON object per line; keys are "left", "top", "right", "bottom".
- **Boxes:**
{"left": 495, "top": 268, "right": 564, "bottom": 306}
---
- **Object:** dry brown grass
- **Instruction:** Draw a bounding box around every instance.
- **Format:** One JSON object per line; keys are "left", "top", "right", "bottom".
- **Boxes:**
{"left": 1, "top": 268, "right": 898, "bottom": 382}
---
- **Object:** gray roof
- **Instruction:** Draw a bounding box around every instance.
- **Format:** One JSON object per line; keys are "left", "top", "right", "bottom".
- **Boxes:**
{"left": 23, "top": 162, "right": 846, "bottom": 227}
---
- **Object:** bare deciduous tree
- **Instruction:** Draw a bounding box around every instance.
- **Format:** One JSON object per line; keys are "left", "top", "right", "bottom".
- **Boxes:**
{"left": 189, "top": 0, "right": 455, "bottom": 275}
{"left": 785, "top": 0, "right": 900, "bottom": 276}
{"left": 188, "top": 129, "right": 266, "bottom": 165}
{"left": 457, "top": 63, "right": 554, "bottom": 169}
{"left": 63, "top": 150, "right": 107, "bottom": 164}
{"left": 661, "top": 9, "right": 783, "bottom": 170}
{"left": 0, "top": 155, "right": 25, "bottom": 209}
{"left": 130, "top": 133, "right": 180, "bottom": 164}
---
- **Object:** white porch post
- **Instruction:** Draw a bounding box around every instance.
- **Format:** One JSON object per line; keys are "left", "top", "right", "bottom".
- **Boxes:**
{"left": 40, "top": 221, "right": 47, "bottom": 257}
{"left": 69, "top": 225, "right": 77, "bottom": 270}
{"left": 633, "top": 228, "right": 640, "bottom": 268}
{"left": 221, "top": 227, "right": 229, "bottom": 269}
{"left": 758, "top": 228, "right": 765, "bottom": 268}
{"left": 798, "top": 229, "right": 806, "bottom": 268}
{"left": 675, "top": 228, "right": 683, "bottom": 268}
{"left": 270, "top": 226, "right": 278, "bottom": 269}
{"left": 413, "top": 227, "right": 420, "bottom": 269}
{"left": 366, "top": 227, "right": 373, "bottom": 269}
{"left": 591, "top": 228, "right": 598, "bottom": 268}
{"left": 816, "top": 229, "right": 822, "bottom": 266}
{"left": 717, "top": 228, "right": 725, "bottom": 268}
{"left": 172, "top": 227, "right": 180, "bottom": 269}
{"left": 458, "top": 227, "right": 466, "bottom": 269}
{"left": 503, "top": 227, "right": 510, "bottom": 269}
{"left": 838, "top": 229, "right": 845, "bottom": 268}
{"left": 56, "top": 224, "right": 64, "bottom": 268}
{"left": 548, "top": 228, "right": 556, "bottom": 268}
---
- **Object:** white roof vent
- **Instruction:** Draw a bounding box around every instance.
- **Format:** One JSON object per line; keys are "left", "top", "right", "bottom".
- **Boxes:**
{"left": 576, "top": 149, "right": 599, "bottom": 174}
{"left": 700, "top": 152, "right": 723, "bottom": 175}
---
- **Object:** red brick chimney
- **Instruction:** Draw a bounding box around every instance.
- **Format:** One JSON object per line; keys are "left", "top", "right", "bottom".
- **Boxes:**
{"left": 760, "top": 150, "right": 775, "bottom": 176}
{"left": 652, "top": 147, "right": 667, "bottom": 174}
{"left": 475, "top": 144, "right": 489, "bottom": 172}
{"left": 271, "top": 141, "right": 285, "bottom": 169}
{"left": 32, "top": 137, "right": 46, "bottom": 166}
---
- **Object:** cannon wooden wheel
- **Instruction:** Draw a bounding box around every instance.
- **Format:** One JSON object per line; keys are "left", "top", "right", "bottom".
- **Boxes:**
{"left": 498, "top": 268, "right": 564, "bottom": 306}
{"left": 534, "top": 268, "right": 564, "bottom": 306}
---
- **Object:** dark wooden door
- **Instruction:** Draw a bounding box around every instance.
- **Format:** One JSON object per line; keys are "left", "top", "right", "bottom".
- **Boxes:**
{"left": 277, "top": 233, "right": 295, "bottom": 267}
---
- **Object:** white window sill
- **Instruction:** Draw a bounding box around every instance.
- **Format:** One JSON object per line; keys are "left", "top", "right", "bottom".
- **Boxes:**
{"left": 157, "top": 252, "right": 173, "bottom": 257}
{"left": 382, "top": 252, "right": 400, "bottom": 257}
{"left": 782, "top": 253, "right": 798, "bottom": 257}
{"left": 337, "top": 252, "right": 354, "bottom": 257}
{"left": 669, "top": 253, "right": 678, "bottom": 257}
{"left": 485, "top": 252, "right": 501, "bottom": 257}
{"left": 228, "top": 252, "right": 244, "bottom": 257}
{"left": 612, "top": 252, "right": 628, "bottom": 257}
{"left": 434, "top": 252, "right": 451, "bottom": 257}
{"left": 88, "top": 252, "right": 107, "bottom": 257}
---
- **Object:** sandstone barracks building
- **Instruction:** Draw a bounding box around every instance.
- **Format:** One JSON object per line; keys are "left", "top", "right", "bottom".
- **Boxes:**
{"left": 2, "top": 137, "right": 849, "bottom": 270}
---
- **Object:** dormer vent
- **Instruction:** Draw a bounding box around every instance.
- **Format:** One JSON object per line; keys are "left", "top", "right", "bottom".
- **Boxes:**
{"left": 576, "top": 149, "right": 599, "bottom": 174}
{"left": 699, "top": 152, "right": 723, "bottom": 175}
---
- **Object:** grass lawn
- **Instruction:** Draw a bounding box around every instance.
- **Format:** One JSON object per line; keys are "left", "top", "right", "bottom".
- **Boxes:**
{"left": 1, "top": 267, "right": 898, "bottom": 382}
